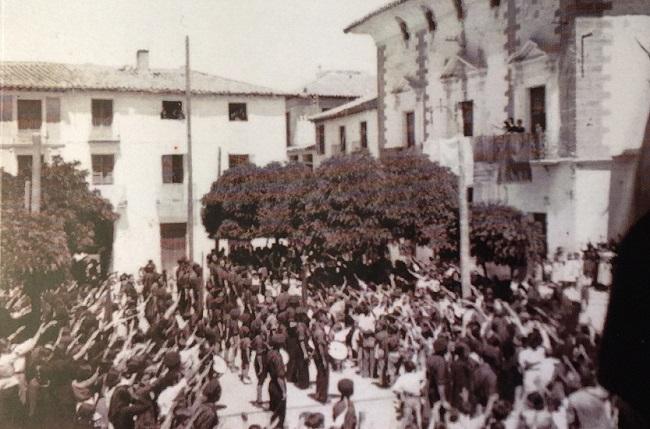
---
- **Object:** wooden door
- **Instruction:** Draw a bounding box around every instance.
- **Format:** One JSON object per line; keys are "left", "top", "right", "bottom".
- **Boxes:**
{"left": 160, "top": 223, "right": 187, "bottom": 273}
{"left": 530, "top": 86, "right": 546, "bottom": 132}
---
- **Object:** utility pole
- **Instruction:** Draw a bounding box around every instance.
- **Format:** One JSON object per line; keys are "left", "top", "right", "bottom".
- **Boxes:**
{"left": 185, "top": 36, "right": 194, "bottom": 262}
{"left": 31, "top": 133, "right": 42, "bottom": 213}
{"left": 217, "top": 147, "right": 222, "bottom": 178}
{"left": 458, "top": 136, "right": 471, "bottom": 298}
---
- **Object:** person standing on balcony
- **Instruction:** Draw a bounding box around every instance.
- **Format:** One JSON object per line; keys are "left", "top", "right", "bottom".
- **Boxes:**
{"left": 513, "top": 120, "right": 526, "bottom": 133}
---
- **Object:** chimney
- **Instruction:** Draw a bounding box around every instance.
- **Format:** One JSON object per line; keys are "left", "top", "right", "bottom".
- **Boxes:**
{"left": 136, "top": 49, "right": 149, "bottom": 72}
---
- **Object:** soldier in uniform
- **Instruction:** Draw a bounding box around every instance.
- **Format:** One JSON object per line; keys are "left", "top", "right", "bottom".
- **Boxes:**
{"left": 312, "top": 325, "right": 330, "bottom": 403}
{"left": 253, "top": 334, "right": 268, "bottom": 406}
{"left": 267, "top": 334, "right": 287, "bottom": 429}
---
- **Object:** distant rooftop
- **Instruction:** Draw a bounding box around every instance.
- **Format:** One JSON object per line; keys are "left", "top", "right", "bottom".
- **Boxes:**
{"left": 0, "top": 60, "right": 285, "bottom": 97}
{"left": 309, "top": 94, "right": 377, "bottom": 122}
{"left": 294, "top": 70, "right": 376, "bottom": 98}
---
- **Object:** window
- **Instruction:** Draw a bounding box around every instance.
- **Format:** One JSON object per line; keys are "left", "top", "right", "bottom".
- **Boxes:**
{"left": 316, "top": 125, "right": 325, "bottom": 155}
{"left": 161, "top": 101, "right": 184, "bottom": 120}
{"left": 405, "top": 111, "right": 415, "bottom": 147}
{"left": 228, "top": 154, "right": 250, "bottom": 169}
{"left": 339, "top": 126, "right": 347, "bottom": 153}
{"left": 92, "top": 99, "right": 113, "bottom": 127}
{"left": 460, "top": 101, "right": 474, "bottom": 137}
{"left": 529, "top": 86, "right": 546, "bottom": 133}
{"left": 162, "top": 154, "right": 184, "bottom": 183}
{"left": 1, "top": 95, "right": 13, "bottom": 122}
{"left": 46, "top": 97, "right": 61, "bottom": 123}
{"left": 286, "top": 112, "right": 291, "bottom": 147}
{"left": 91, "top": 154, "right": 115, "bottom": 185}
{"left": 467, "top": 186, "right": 474, "bottom": 203}
{"left": 398, "top": 19, "right": 410, "bottom": 42}
{"left": 17, "top": 100, "right": 42, "bottom": 130}
{"left": 228, "top": 103, "right": 247, "bottom": 121}
{"left": 289, "top": 155, "right": 299, "bottom": 162}
{"left": 360, "top": 121, "right": 368, "bottom": 149}
{"left": 16, "top": 155, "right": 44, "bottom": 177}
{"left": 425, "top": 10, "right": 437, "bottom": 32}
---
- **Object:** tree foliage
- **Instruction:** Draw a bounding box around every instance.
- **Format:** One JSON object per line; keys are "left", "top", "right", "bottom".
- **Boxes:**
{"left": 0, "top": 156, "right": 118, "bottom": 291}
{"left": 202, "top": 151, "right": 459, "bottom": 257}
{"left": 202, "top": 154, "right": 546, "bottom": 267}
{"left": 378, "top": 149, "right": 458, "bottom": 253}
{"left": 300, "top": 153, "right": 391, "bottom": 254}
{"left": 470, "top": 203, "right": 545, "bottom": 270}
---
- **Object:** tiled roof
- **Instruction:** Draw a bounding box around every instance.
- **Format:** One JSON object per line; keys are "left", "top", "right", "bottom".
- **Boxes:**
{"left": 309, "top": 95, "right": 377, "bottom": 122}
{"left": 0, "top": 62, "right": 285, "bottom": 96}
{"left": 344, "top": 0, "right": 412, "bottom": 33}
{"left": 294, "top": 70, "right": 376, "bottom": 98}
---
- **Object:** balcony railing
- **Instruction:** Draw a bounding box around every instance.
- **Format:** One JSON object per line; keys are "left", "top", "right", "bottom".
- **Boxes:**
{"left": 330, "top": 143, "right": 343, "bottom": 156}
{"left": 472, "top": 132, "right": 553, "bottom": 183}
{"left": 89, "top": 125, "right": 120, "bottom": 142}
{"left": 472, "top": 132, "right": 548, "bottom": 163}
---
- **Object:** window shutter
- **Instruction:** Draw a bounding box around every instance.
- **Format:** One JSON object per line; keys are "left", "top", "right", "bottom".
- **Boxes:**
{"left": 46, "top": 97, "right": 61, "bottom": 123}
{"left": 0, "top": 96, "right": 13, "bottom": 122}
{"left": 162, "top": 155, "right": 172, "bottom": 183}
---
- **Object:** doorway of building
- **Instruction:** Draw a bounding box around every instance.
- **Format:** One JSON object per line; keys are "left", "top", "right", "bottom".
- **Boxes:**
{"left": 160, "top": 223, "right": 187, "bottom": 273}
{"left": 529, "top": 86, "right": 546, "bottom": 132}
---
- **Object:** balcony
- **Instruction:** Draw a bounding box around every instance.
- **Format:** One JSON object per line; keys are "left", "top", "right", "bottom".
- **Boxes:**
{"left": 472, "top": 132, "right": 556, "bottom": 184}
{"left": 472, "top": 132, "right": 550, "bottom": 163}
{"left": 348, "top": 139, "right": 369, "bottom": 153}
{"left": 89, "top": 125, "right": 120, "bottom": 143}
{"left": 330, "top": 143, "right": 344, "bottom": 156}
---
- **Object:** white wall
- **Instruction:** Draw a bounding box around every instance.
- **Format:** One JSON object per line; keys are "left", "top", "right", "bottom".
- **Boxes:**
{"left": 319, "top": 108, "right": 378, "bottom": 159}
{"left": 0, "top": 90, "right": 287, "bottom": 273}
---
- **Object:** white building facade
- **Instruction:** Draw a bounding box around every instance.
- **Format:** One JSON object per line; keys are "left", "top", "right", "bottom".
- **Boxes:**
{"left": 346, "top": 0, "right": 650, "bottom": 255}
{"left": 309, "top": 96, "right": 379, "bottom": 161}
{"left": 0, "top": 51, "right": 287, "bottom": 273}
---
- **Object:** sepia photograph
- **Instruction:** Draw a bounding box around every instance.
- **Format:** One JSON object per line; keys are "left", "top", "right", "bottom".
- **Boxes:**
{"left": 1, "top": 0, "right": 649, "bottom": 428}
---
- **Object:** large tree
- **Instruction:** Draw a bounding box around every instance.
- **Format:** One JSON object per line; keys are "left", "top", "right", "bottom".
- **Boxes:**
{"left": 257, "top": 162, "right": 315, "bottom": 240}
{"left": 470, "top": 203, "right": 546, "bottom": 275}
{"left": 299, "top": 153, "right": 391, "bottom": 255}
{"left": 378, "top": 149, "right": 458, "bottom": 255}
{"left": 1, "top": 156, "right": 117, "bottom": 291}
{"left": 201, "top": 162, "right": 264, "bottom": 240}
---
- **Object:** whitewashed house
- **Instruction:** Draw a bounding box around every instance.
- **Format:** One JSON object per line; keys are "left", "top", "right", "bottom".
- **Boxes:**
{"left": 286, "top": 70, "right": 376, "bottom": 168}
{"left": 308, "top": 95, "right": 379, "bottom": 160}
{"left": 0, "top": 50, "right": 288, "bottom": 273}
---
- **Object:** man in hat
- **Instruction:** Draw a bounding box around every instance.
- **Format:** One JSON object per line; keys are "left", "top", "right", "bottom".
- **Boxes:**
{"left": 267, "top": 334, "right": 287, "bottom": 428}
{"left": 332, "top": 378, "right": 357, "bottom": 429}
{"left": 193, "top": 378, "right": 221, "bottom": 429}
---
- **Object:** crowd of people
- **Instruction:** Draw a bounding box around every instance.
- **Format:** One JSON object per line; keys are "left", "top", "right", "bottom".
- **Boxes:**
{"left": 0, "top": 242, "right": 617, "bottom": 428}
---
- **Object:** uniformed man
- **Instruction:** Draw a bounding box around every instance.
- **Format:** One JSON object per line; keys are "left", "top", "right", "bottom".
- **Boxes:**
{"left": 253, "top": 335, "right": 268, "bottom": 406}
{"left": 312, "top": 326, "right": 330, "bottom": 403}
{"left": 267, "top": 334, "right": 287, "bottom": 429}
